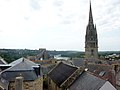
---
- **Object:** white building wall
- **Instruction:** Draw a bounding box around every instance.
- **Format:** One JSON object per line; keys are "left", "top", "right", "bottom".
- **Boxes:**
{"left": 99, "top": 81, "right": 116, "bottom": 90}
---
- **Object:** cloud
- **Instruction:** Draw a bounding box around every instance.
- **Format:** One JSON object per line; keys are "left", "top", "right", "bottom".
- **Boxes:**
{"left": 91, "top": 0, "right": 120, "bottom": 34}
{"left": 53, "top": 0, "right": 63, "bottom": 7}
{"left": 0, "top": 0, "right": 120, "bottom": 50}
{"left": 0, "top": 30, "right": 2, "bottom": 33}
{"left": 30, "top": 0, "right": 41, "bottom": 10}
{"left": 24, "top": 17, "right": 29, "bottom": 20}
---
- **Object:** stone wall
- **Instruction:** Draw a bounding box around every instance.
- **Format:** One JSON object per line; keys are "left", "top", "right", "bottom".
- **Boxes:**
{"left": 48, "top": 77, "right": 63, "bottom": 90}
{"left": 85, "top": 48, "right": 98, "bottom": 59}
{"left": 9, "top": 77, "right": 43, "bottom": 90}
{"left": 34, "top": 77, "right": 43, "bottom": 90}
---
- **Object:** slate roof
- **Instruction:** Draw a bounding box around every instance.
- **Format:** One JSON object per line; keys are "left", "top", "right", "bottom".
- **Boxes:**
{"left": 0, "top": 76, "right": 9, "bottom": 90}
{"left": 86, "top": 64, "right": 112, "bottom": 77}
{"left": 0, "top": 57, "right": 40, "bottom": 81}
{"left": 48, "top": 62, "right": 78, "bottom": 86}
{"left": 8, "top": 60, "right": 35, "bottom": 71}
{"left": 69, "top": 71, "right": 106, "bottom": 90}
{"left": 107, "top": 60, "right": 120, "bottom": 65}
{"left": 42, "top": 64, "right": 56, "bottom": 75}
{"left": 9, "top": 57, "right": 38, "bottom": 68}
{"left": 1, "top": 71, "right": 37, "bottom": 81}
{"left": 71, "top": 58, "right": 85, "bottom": 67}
{"left": 8, "top": 57, "right": 40, "bottom": 71}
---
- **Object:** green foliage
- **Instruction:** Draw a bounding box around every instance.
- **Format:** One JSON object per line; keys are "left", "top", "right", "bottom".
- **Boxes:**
{"left": 61, "top": 52, "right": 84, "bottom": 58}
{"left": 0, "top": 53, "right": 18, "bottom": 63}
{"left": 0, "top": 49, "right": 120, "bottom": 63}
{"left": 0, "top": 49, "right": 40, "bottom": 63}
{"left": 48, "top": 50, "right": 85, "bottom": 58}
{"left": 99, "top": 51, "right": 120, "bottom": 56}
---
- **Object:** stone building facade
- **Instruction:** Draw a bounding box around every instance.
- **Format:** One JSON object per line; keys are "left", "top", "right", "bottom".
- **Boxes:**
{"left": 85, "top": 2, "right": 98, "bottom": 59}
{"left": 9, "top": 77, "right": 43, "bottom": 90}
{"left": 0, "top": 58, "right": 43, "bottom": 90}
{"left": 48, "top": 77, "right": 63, "bottom": 90}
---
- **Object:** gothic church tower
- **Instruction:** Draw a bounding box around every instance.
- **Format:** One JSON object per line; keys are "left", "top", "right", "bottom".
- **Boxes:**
{"left": 85, "top": 2, "right": 98, "bottom": 59}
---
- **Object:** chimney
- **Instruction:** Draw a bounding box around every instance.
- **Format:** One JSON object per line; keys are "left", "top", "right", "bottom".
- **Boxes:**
{"left": 15, "top": 75, "right": 24, "bottom": 90}
{"left": 108, "top": 69, "right": 116, "bottom": 87}
{"left": 38, "top": 64, "right": 41, "bottom": 76}
{"left": 33, "top": 65, "right": 41, "bottom": 76}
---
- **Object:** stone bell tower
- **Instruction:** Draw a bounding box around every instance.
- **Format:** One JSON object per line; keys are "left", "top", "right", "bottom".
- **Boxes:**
{"left": 85, "top": 1, "right": 98, "bottom": 59}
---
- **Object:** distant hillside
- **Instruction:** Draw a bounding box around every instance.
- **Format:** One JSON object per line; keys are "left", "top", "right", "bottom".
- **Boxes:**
{"left": 99, "top": 51, "right": 120, "bottom": 56}
{"left": 0, "top": 49, "right": 40, "bottom": 63}
{"left": 0, "top": 49, "right": 120, "bottom": 63}
{"left": 47, "top": 50, "right": 84, "bottom": 58}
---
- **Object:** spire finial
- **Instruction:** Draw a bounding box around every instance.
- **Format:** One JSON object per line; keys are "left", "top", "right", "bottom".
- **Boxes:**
{"left": 90, "top": 0, "right": 91, "bottom": 4}
{"left": 89, "top": 0, "right": 93, "bottom": 24}
{"left": 90, "top": 0, "right": 91, "bottom": 6}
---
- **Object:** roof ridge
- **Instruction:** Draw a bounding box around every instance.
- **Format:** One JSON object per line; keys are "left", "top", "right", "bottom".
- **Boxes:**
{"left": 60, "top": 67, "right": 85, "bottom": 88}
{"left": 87, "top": 71, "right": 107, "bottom": 81}
{"left": 60, "top": 61, "right": 79, "bottom": 68}
{"left": 48, "top": 61, "right": 78, "bottom": 75}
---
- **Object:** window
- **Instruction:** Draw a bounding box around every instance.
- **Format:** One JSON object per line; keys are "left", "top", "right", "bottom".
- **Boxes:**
{"left": 91, "top": 49, "right": 94, "bottom": 55}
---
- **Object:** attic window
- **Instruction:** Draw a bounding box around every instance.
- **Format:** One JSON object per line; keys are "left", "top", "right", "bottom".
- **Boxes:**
{"left": 99, "top": 71, "right": 106, "bottom": 76}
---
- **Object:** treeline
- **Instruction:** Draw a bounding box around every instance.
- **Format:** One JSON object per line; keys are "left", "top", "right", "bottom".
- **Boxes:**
{"left": 99, "top": 51, "right": 120, "bottom": 56}
{"left": 48, "top": 50, "right": 85, "bottom": 58}
{"left": 48, "top": 51, "right": 120, "bottom": 58}
{"left": 0, "top": 49, "right": 40, "bottom": 63}
{"left": 0, "top": 49, "right": 120, "bottom": 63}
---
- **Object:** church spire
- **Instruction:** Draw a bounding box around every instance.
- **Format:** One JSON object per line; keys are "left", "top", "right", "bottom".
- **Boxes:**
{"left": 85, "top": 1, "right": 98, "bottom": 60}
{"left": 89, "top": 1, "right": 93, "bottom": 24}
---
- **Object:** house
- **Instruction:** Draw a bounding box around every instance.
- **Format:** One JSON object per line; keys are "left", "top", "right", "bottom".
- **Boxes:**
{"left": 48, "top": 62, "right": 116, "bottom": 90}
{"left": 85, "top": 64, "right": 116, "bottom": 86}
{"left": 0, "top": 57, "right": 43, "bottom": 90}
{"left": 71, "top": 58, "right": 116, "bottom": 86}
{"left": 0, "top": 56, "right": 7, "bottom": 65}
{"left": 48, "top": 62, "right": 78, "bottom": 90}
{"left": 71, "top": 58, "right": 85, "bottom": 67}
{"left": 27, "top": 48, "right": 50, "bottom": 61}
{"left": 0, "top": 56, "right": 10, "bottom": 72}
{"left": 69, "top": 72, "right": 116, "bottom": 90}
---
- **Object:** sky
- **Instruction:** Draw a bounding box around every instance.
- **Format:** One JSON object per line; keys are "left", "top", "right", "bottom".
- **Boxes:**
{"left": 0, "top": 0, "right": 120, "bottom": 51}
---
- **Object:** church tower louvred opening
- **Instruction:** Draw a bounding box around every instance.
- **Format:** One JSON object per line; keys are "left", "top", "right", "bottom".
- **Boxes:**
{"left": 85, "top": 1, "right": 98, "bottom": 59}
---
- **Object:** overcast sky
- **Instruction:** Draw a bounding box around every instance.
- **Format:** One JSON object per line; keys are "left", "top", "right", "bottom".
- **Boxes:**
{"left": 0, "top": 0, "right": 120, "bottom": 51}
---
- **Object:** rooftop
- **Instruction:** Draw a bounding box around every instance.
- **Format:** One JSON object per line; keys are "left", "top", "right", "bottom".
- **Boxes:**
{"left": 48, "top": 62, "right": 78, "bottom": 86}
{"left": 0, "top": 57, "right": 41, "bottom": 81}
{"left": 69, "top": 71, "right": 106, "bottom": 90}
